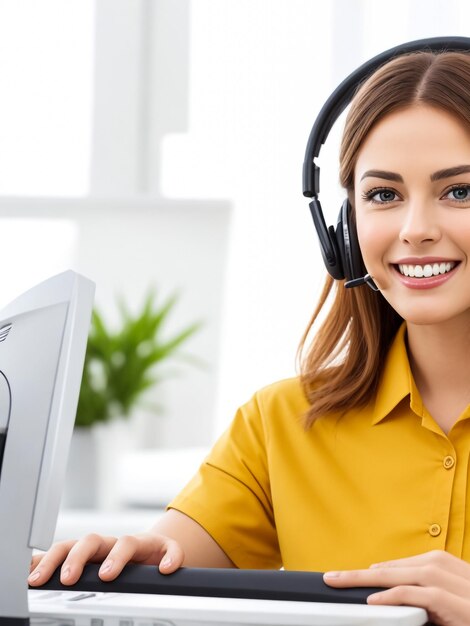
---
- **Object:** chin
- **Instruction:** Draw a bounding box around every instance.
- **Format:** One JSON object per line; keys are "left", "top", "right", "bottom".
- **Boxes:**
{"left": 394, "top": 307, "right": 464, "bottom": 326}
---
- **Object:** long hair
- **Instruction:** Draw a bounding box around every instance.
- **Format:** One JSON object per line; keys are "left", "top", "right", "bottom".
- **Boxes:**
{"left": 299, "top": 51, "right": 470, "bottom": 427}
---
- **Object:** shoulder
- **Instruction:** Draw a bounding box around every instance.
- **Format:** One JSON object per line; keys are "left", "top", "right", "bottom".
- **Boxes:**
{"left": 240, "top": 377, "right": 310, "bottom": 430}
{"left": 253, "top": 376, "right": 308, "bottom": 407}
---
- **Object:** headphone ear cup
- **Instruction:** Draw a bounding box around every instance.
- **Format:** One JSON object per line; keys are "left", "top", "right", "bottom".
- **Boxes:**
{"left": 339, "top": 199, "right": 366, "bottom": 280}
{"left": 309, "top": 198, "right": 345, "bottom": 279}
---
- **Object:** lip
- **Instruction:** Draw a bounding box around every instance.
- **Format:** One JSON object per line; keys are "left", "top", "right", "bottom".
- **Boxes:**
{"left": 392, "top": 256, "right": 459, "bottom": 264}
{"left": 391, "top": 262, "right": 460, "bottom": 290}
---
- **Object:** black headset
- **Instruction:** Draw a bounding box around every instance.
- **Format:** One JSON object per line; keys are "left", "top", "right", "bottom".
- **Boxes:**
{"left": 303, "top": 36, "right": 470, "bottom": 291}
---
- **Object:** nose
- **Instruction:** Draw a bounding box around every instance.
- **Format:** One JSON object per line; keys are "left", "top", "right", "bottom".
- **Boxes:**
{"left": 399, "top": 199, "right": 441, "bottom": 247}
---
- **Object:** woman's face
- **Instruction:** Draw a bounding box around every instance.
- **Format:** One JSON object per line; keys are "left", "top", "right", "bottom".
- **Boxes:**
{"left": 354, "top": 104, "right": 470, "bottom": 326}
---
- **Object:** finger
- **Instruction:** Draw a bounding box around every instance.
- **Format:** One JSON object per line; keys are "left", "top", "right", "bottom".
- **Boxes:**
{"left": 30, "top": 553, "right": 45, "bottom": 572}
{"left": 324, "top": 565, "right": 470, "bottom": 597}
{"left": 97, "top": 535, "right": 142, "bottom": 580}
{"left": 157, "top": 538, "right": 185, "bottom": 575}
{"left": 53, "top": 534, "right": 118, "bottom": 585}
{"left": 98, "top": 535, "right": 184, "bottom": 580}
{"left": 371, "top": 550, "right": 470, "bottom": 578}
{"left": 28, "top": 540, "right": 77, "bottom": 586}
{"left": 131, "top": 534, "right": 185, "bottom": 574}
{"left": 368, "top": 585, "right": 470, "bottom": 625}
{"left": 368, "top": 584, "right": 441, "bottom": 607}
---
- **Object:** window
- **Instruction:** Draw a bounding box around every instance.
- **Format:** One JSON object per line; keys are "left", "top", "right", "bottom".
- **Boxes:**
{"left": 0, "top": 0, "right": 94, "bottom": 196}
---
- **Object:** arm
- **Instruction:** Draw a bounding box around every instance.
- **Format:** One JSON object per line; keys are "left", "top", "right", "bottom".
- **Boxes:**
{"left": 29, "top": 509, "right": 234, "bottom": 587}
{"left": 151, "top": 509, "right": 235, "bottom": 568}
{"left": 323, "top": 550, "right": 470, "bottom": 626}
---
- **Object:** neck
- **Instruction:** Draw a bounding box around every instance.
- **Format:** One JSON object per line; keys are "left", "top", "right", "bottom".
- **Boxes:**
{"left": 406, "top": 317, "right": 470, "bottom": 432}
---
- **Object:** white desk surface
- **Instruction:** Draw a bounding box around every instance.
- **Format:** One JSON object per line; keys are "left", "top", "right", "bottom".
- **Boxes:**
{"left": 29, "top": 589, "right": 429, "bottom": 626}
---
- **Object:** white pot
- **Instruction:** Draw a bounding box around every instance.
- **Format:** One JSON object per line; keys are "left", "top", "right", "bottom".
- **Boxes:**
{"left": 62, "top": 419, "right": 136, "bottom": 510}
{"left": 62, "top": 426, "right": 98, "bottom": 509}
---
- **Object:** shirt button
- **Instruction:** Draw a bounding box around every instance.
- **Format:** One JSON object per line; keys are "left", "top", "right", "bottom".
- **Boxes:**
{"left": 429, "top": 524, "right": 441, "bottom": 537}
{"left": 443, "top": 455, "right": 455, "bottom": 469}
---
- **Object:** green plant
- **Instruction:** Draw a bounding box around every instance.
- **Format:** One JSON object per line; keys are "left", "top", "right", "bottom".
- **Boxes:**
{"left": 75, "top": 291, "right": 201, "bottom": 427}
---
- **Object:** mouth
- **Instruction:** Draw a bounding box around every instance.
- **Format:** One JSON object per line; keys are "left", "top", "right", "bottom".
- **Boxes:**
{"left": 394, "top": 261, "right": 460, "bottom": 278}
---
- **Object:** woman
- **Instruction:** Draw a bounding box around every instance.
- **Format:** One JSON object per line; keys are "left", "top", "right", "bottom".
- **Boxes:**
{"left": 30, "top": 49, "right": 470, "bottom": 624}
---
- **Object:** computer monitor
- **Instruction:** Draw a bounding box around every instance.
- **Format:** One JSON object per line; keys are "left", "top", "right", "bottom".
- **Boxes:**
{"left": 0, "top": 271, "right": 95, "bottom": 625}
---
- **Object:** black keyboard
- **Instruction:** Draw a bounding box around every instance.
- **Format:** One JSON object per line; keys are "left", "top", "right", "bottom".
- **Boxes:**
{"left": 35, "top": 564, "right": 385, "bottom": 604}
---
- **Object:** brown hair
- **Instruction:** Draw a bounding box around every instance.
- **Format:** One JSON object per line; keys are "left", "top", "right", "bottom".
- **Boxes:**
{"left": 299, "top": 51, "right": 470, "bottom": 426}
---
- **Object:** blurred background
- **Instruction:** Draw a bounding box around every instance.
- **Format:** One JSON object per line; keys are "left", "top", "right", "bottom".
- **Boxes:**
{"left": 0, "top": 0, "right": 468, "bottom": 534}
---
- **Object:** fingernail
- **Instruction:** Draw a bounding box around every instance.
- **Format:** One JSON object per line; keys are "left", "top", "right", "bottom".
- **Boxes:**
{"left": 99, "top": 559, "right": 113, "bottom": 574}
{"left": 160, "top": 556, "right": 172, "bottom": 569}
{"left": 61, "top": 566, "right": 71, "bottom": 581}
{"left": 28, "top": 571, "right": 41, "bottom": 583}
{"left": 367, "top": 592, "right": 383, "bottom": 603}
{"left": 324, "top": 571, "right": 340, "bottom": 578}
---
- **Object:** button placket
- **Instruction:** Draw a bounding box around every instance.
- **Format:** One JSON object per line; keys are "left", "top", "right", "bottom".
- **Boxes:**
{"left": 423, "top": 443, "right": 456, "bottom": 549}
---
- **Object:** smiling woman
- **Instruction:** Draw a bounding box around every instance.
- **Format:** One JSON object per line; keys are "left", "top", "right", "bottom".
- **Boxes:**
{"left": 304, "top": 47, "right": 470, "bottom": 623}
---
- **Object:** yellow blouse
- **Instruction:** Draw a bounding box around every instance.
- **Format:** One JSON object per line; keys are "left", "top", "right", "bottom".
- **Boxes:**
{"left": 169, "top": 324, "right": 470, "bottom": 570}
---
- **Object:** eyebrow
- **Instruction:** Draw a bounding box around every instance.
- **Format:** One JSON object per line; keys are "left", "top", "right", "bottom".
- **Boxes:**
{"left": 360, "top": 170, "right": 403, "bottom": 183}
{"left": 360, "top": 164, "right": 470, "bottom": 184}
{"left": 430, "top": 164, "right": 470, "bottom": 181}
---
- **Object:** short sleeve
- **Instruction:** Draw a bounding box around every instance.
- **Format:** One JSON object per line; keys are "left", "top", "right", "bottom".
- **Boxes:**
{"left": 168, "top": 392, "right": 282, "bottom": 569}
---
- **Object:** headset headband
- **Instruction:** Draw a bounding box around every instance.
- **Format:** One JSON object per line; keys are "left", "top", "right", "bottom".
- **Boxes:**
{"left": 302, "top": 36, "right": 470, "bottom": 199}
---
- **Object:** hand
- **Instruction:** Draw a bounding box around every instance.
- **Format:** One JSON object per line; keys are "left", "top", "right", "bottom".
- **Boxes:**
{"left": 28, "top": 531, "right": 184, "bottom": 586}
{"left": 323, "top": 550, "right": 470, "bottom": 626}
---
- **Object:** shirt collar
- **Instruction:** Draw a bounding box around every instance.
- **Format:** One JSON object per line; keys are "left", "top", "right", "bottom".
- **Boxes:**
{"left": 372, "top": 322, "right": 470, "bottom": 431}
{"left": 372, "top": 322, "right": 412, "bottom": 425}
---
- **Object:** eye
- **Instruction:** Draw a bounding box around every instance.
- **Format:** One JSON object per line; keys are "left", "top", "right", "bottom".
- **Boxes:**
{"left": 444, "top": 185, "right": 470, "bottom": 202}
{"left": 361, "top": 187, "right": 399, "bottom": 204}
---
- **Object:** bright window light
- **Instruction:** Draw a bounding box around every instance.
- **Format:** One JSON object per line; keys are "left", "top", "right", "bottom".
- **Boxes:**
{"left": 0, "top": 218, "right": 78, "bottom": 308}
{"left": 0, "top": 1, "right": 94, "bottom": 196}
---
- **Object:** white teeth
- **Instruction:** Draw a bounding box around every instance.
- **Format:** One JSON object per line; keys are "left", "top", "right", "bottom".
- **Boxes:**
{"left": 398, "top": 262, "right": 456, "bottom": 278}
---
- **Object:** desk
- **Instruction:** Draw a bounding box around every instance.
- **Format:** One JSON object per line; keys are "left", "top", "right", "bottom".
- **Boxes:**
{"left": 29, "top": 588, "right": 428, "bottom": 625}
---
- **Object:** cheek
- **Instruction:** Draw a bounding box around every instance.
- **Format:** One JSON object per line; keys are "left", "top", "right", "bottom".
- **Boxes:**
{"left": 355, "top": 213, "right": 390, "bottom": 270}
{"left": 453, "top": 220, "right": 470, "bottom": 246}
